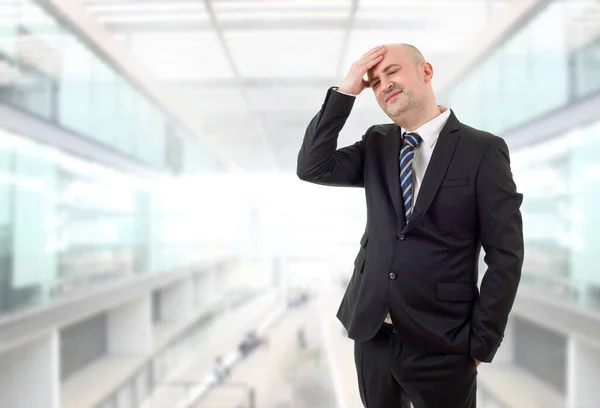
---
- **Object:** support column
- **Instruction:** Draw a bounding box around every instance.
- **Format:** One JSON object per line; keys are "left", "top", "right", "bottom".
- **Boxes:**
{"left": 107, "top": 295, "right": 152, "bottom": 355}
{"left": 0, "top": 331, "right": 60, "bottom": 408}
{"left": 194, "top": 270, "right": 216, "bottom": 307}
{"left": 160, "top": 278, "right": 193, "bottom": 322}
{"left": 213, "top": 262, "right": 226, "bottom": 295}
{"left": 567, "top": 336, "right": 600, "bottom": 408}
{"left": 206, "top": 267, "right": 219, "bottom": 304}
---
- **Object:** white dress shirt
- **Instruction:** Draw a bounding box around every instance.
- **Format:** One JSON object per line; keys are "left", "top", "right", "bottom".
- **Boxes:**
{"left": 401, "top": 107, "right": 451, "bottom": 207}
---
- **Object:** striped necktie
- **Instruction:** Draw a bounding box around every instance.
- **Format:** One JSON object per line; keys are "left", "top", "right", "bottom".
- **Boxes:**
{"left": 400, "top": 131, "right": 422, "bottom": 223}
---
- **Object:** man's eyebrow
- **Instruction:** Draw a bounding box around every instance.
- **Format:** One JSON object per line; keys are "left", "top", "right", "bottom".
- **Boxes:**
{"left": 369, "top": 64, "right": 401, "bottom": 83}
{"left": 383, "top": 64, "right": 400, "bottom": 74}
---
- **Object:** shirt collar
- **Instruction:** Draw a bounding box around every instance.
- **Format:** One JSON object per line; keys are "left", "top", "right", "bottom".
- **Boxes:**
{"left": 401, "top": 107, "right": 451, "bottom": 148}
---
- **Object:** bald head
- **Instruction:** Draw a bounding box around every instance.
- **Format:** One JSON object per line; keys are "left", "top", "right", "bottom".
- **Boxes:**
{"left": 385, "top": 43, "right": 426, "bottom": 68}
{"left": 366, "top": 43, "right": 437, "bottom": 129}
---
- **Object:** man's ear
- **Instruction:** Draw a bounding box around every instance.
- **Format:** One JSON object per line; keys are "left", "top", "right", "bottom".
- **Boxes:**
{"left": 422, "top": 62, "right": 434, "bottom": 84}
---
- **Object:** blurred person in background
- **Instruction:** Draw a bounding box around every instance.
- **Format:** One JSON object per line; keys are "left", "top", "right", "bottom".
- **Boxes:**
{"left": 212, "top": 355, "right": 229, "bottom": 383}
{"left": 297, "top": 44, "right": 524, "bottom": 408}
{"left": 238, "top": 329, "right": 266, "bottom": 357}
{"left": 297, "top": 325, "right": 307, "bottom": 349}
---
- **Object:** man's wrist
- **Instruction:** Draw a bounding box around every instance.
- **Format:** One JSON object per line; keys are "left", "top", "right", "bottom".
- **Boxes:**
{"left": 333, "top": 87, "right": 357, "bottom": 97}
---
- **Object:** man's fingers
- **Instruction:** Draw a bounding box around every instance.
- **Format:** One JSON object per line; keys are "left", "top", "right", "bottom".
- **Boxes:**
{"left": 359, "top": 48, "right": 385, "bottom": 67}
{"left": 367, "top": 45, "right": 385, "bottom": 56}
{"left": 361, "top": 46, "right": 380, "bottom": 59}
{"left": 360, "top": 46, "right": 385, "bottom": 63}
{"left": 356, "top": 54, "right": 383, "bottom": 73}
{"left": 364, "top": 54, "right": 384, "bottom": 69}
{"left": 359, "top": 50, "right": 384, "bottom": 65}
{"left": 341, "top": 46, "right": 385, "bottom": 94}
{"left": 363, "top": 47, "right": 385, "bottom": 61}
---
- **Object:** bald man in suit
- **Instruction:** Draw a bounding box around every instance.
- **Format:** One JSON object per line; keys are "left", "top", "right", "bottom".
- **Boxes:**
{"left": 297, "top": 44, "right": 524, "bottom": 408}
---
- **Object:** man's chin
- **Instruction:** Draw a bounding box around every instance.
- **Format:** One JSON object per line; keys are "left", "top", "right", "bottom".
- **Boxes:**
{"left": 384, "top": 100, "right": 406, "bottom": 114}
{"left": 385, "top": 108, "right": 406, "bottom": 119}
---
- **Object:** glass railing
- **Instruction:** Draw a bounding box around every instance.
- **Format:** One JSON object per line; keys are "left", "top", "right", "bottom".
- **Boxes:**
{"left": 509, "top": 117, "right": 600, "bottom": 314}
{"left": 0, "top": 125, "right": 234, "bottom": 318}
{"left": 439, "top": 0, "right": 600, "bottom": 135}
{"left": 520, "top": 271, "right": 600, "bottom": 313}
{"left": 0, "top": 0, "right": 224, "bottom": 174}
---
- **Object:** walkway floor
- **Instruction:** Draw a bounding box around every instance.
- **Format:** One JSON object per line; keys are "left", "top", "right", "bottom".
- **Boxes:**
{"left": 195, "top": 295, "right": 341, "bottom": 408}
{"left": 140, "top": 292, "right": 281, "bottom": 408}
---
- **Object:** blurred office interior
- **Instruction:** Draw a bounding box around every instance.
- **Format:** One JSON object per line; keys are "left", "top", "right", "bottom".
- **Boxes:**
{"left": 0, "top": 0, "right": 599, "bottom": 407}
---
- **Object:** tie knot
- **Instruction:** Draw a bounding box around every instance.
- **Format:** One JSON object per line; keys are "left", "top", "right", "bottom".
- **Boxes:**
{"left": 403, "top": 132, "right": 422, "bottom": 148}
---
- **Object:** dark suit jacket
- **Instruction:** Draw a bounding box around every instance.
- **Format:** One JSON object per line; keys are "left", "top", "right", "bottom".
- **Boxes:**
{"left": 297, "top": 88, "right": 524, "bottom": 363}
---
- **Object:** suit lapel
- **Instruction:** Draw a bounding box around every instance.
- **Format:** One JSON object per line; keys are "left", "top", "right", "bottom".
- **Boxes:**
{"left": 384, "top": 126, "right": 407, "bottom": 226}
{"left": 402, "top": 111, "right": 461, "bottom": 233}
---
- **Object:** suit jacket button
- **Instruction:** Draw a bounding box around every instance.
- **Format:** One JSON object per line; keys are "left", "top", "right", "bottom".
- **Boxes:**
{"left": 389, "top": 272, "right": 397, "bottom": 280}
{"left": 399, "top": 234, "right": 405, "bottom": 241}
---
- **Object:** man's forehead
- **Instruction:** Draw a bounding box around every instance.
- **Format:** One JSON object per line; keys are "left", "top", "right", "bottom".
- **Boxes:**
{"left": 368, "top": 61, "right": 399, "bottom": 79}
{"left": 368, "top": 47, "right": 407, "bottom": 77}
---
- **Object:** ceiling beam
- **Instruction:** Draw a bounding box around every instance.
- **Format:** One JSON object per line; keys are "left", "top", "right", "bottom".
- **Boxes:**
{"left": 103, "top": 18, "right": 429, "bottom": 33}
{"left": 167, "top": 77, "right": 335, "bottom": 89}
{"left": 204, "top": 0, "right": 239, "bottom": 78}
{"left": 87, "top": 5, "right": 348, "bottom": 15}
{"left": 335, "top": 0, "right": 359, "bottom": 81}
{"left": 203, "top": 0, "right": 281, "bottom": 170}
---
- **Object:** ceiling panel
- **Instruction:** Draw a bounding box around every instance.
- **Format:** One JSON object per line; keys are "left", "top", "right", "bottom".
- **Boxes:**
{"left": 212, "top": 0, "right": 352, "bottom": 12}
{"left": 80, "top": 0, "right": 516, "bottom": 172}
{"left": 225, "top": 29, "right": 346, "bottom": 78}
{"left": 127, "top": 32, "right": 234, "bottom": 80}
{"left": 168, "top": 86, "right": 247, "bottom": 114}
{"left": 96, "top": 13, "right": 209, "bottom": 24}
{"left": 84, "top": 0, "right": 207, "bottom": 13}
{"left": 346, "top": 0, "right": 511, "bottom": 77}
{"left": 85, "top": 0, "right": 208, "bottom": 23}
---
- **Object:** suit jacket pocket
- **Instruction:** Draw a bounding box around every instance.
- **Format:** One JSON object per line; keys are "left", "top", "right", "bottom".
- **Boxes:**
{"left": 360, "top": 234, "right": 369, "bottom": 248}
{"left": 354, "top": 254, "right": 366, "bottom": 274}
{"left": 441, "top": 177, "right": 469, "bottom": 188}
{"left": 436, "top": 283, "right": 477, "bottom": 302}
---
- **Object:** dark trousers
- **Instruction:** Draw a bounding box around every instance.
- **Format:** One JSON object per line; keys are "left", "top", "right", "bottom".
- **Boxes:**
{"left": 354, "top": 323, "right": 477, "bottom": 408}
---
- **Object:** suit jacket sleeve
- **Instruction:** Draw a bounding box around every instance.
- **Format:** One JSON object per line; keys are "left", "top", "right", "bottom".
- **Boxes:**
{"left": 470, "top": 137, "right": 524, "bottom": 363}
{"left": 297, "top": 88, "right": 373, "bottom": 187}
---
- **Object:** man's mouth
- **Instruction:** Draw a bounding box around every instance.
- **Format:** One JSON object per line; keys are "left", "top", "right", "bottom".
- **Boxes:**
{"left": 385, "top": 91, "right": 402, "bottom": 103}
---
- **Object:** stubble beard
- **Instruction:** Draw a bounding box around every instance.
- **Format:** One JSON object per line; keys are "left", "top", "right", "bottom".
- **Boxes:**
{"left": 385, "top": 91, "right": 418, "bottom": 123}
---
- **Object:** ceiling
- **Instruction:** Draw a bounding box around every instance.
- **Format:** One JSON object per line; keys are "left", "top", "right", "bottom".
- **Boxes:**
{"left": 80, "top": 0, "right": 514, "bottom": 173}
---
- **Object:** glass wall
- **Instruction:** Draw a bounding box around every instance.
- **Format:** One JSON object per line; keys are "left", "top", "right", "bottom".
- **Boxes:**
{"left": 0, "top": 126, "right": 238, "bottom": 317}
{"left": 441, "top": 0, "right": 600, "bottom": 135}
{"left": 439, "top": 0, "right": 600, "bottom": 312}
{"left": 512, "top": 118, "right": 600, "bottom": 311}
{"left": 0, "top": 0, "right": 223, "bottom": 174}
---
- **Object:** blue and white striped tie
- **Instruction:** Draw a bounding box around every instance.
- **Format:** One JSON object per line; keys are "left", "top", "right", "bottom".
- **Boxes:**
{"left": 400, "top": 131, "right": 422, "bottom": 223}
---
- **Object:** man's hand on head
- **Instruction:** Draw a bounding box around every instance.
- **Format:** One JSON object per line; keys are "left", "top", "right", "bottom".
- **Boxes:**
{"left": 338, "top": 45, "right": 387, "bottom": 96}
